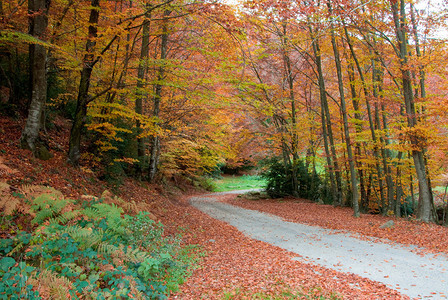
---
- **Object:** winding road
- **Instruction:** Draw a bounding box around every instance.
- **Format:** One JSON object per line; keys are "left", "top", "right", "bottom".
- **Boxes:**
{"left": 190, "top": 192, "right": 448, "bottom": 299}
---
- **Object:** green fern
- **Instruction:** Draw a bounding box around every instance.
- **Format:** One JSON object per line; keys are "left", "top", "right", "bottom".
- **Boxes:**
{"left": 80, "top": 207, "right": 103, "bottom": 220}
{"left": 97, "top": 242, "right": 119, "bottom": 256}
{"left": 81, "top": 203, "right": 123, "bottom": 221}
{"left": 4, "top": 188, "right": 196, "bottom": 299}
{"left": 6, "top": 242, "right": 25, "bottom": 257}
{"left": 105, "top": 217, "right": 127, "bottom": 236}
{"left": 83, "top": 203, "right": 128, "bottom": 236}
{"left": 31, "top": 194, "right": 74, "bottom": 225}
{"left": 92, "top": 203, "right": 123, "bottom": 218}
{"left": 33, "top": 209, "right": 55, "bottom": 225}
{"left": 48, "top": 210, "right": 81, "bottom": 225}
{"left": 60, "top": 226, "right": 104, "bottom": 250}
{"left": 95, "top": 243, "right": 150, "bottom": 264}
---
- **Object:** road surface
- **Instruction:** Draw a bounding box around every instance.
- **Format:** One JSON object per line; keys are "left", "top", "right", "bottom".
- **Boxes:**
{"left": 190, "top": 194, "right": 448, "bottom": 299}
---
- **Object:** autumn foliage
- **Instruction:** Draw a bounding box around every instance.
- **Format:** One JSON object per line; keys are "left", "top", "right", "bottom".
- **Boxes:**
{"left": 1, "top": 0, "right": 448, "bottom": 234}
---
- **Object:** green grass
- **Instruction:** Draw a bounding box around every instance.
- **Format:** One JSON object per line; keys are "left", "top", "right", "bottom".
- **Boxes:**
{"left": 222, "top": 285, "right": 341, "bottom": 300}
{"left": 213, "top": 175, "right": 267, "bottom": 192}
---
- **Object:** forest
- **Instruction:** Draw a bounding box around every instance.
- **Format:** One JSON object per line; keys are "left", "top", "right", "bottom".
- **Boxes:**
{"left": 1, "top": 0, "right": 448, "bottom": 297}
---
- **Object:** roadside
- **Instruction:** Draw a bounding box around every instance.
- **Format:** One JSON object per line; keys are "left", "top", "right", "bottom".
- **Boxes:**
{"left": 192, "top": 193, "right": 448, "bottom": 299}
{"left": 166, "top": 193, "right": 405, "bottom": 299}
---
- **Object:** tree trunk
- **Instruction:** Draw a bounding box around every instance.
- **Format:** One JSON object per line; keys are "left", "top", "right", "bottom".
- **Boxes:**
{"left": 281, "top": 22, "right": 299, "bottom": 197}
{"left": 136, "top": 4, "right": 151, "bottom": 175}
{"left": 344, "top": 27, "right": 387, "bottom": 213}
{"left": 347, "top": 60, "right": 367, "bottom": 211}
{"left": 328, "top": 0, "right": 359, "bottom": 216}
{"left": 309, "top": 24, "right": 341, "bottom": 205}
{"left": 148, "top": 10, "right": 170, "bottom": 182}
{"left": 20, "top": 0, "right": 50, "bottom": 154}
{"left": 148, "top": 136, "right": 160, "bottom": 181}
{"left": 410, "top": 4, "right": 426, "bottom": 101}
{"left": 67, "top": 0, "right": 100, "bottom": 165}
{"left": 373, "top": 58, "right": 396, "bottom": 214}
{"left": 390, "top": 0, "right": 434, "bottom": 222}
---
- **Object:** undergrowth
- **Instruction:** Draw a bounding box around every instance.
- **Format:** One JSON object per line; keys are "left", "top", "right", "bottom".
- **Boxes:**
{"left": 0, "top": 191, "right": 200, "bottom": 299}
{"left": 261, "top": 157, "right": 329, "bottom": 202}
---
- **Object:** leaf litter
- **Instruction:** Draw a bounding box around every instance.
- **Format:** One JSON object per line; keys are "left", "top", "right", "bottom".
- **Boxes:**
{"left": 163, "top": 194, "right": 408, "bottom": 299}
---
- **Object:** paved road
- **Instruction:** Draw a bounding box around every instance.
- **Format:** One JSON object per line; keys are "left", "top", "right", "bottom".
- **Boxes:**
{"left": 190, "top": 194, "right": 448, "bottom": 299}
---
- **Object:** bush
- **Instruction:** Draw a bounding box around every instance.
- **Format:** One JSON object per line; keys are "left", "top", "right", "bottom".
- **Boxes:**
{"left": 262, "top": 158, "right": 294, "bottom": 198}
{"left": 193, "top": 176, "right": 217, "bottom": 191}
{"left": 0, "top": 193, "right": 199, "bottom": 299}
{"left": 262, "top": 157, "right": 324, "bottom": 201}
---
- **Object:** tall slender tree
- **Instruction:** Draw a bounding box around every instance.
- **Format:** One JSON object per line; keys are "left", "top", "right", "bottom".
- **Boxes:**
{"left": 135, "top": 3, "right": 152, "bottom": 176}
{"left": 390, "top": 0, "right": 434, "bottom": 222}
{"left": 67, "top": 0, "right": 101, "bottom": 165}
{"left": 20, "top": 0, "right": 51, "bottom": 155}
{"left": 327, "top": 0, "right": 359, "bottom": 216}
{"left": 148, "top": 9, "right": 171, "bottom": 182}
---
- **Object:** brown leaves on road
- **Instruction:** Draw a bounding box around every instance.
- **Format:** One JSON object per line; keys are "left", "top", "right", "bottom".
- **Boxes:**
{"left": 161, "top": 194, "right": 406, "bottom": 299}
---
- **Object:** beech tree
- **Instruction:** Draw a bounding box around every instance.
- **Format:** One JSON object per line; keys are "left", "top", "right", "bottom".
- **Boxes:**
{"left": 20, "top": 0, "right": 51, "bottom": 155}
{"left": 390, "top": 0, "right": 434, "bottom": 222}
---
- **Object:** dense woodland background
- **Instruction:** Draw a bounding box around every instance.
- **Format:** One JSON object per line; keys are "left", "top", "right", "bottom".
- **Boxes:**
{"left": 1, "top": 0, "right": 448, "bottom": 223}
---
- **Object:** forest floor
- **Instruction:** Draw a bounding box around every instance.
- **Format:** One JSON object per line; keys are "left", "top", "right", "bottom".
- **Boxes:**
{"left": 1, "top": 116, "right": 448, "bottom": 299}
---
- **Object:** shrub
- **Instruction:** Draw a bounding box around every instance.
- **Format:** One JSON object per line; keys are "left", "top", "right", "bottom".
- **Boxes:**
{"left": 262, "top": 157, "right": 324, "bottom": 201}
{"left": 262, "top": 158, "right": 294, "bottom": 198}
{"left": 0, "top": 193, "right": 199, "bottom": 299}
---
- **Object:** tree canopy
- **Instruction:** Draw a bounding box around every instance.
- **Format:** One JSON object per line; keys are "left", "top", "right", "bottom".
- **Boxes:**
{"left": 2, "top": 0, "right": 448, "bottom": 223}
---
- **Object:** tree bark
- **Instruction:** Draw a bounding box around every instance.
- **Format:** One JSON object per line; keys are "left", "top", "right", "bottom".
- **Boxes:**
{"left": 67, "top": 0, "right": 100, "bottom": 165}
{"left": 136, "top": 3, "right": 151, "bottom": 175}
{"left": 309, "top": 24, "right": 342, "bottom": 205}
{"left": 328, "top": 0, "right": 359, "bottom": 216}
{"left": 281, "top": 22, "right": 299, "bottom": 197}
{"left": 148, "top": 10, "right": 170, "bottom": 182}
{"left": 390, "top": 0, "right": 434, "bottom": 222}
{"left": 347, "top": 60, "right": 367, "bottom": 211}
{"left": 20, "top": 0, "right": 50, "bottom": 153}
{"left": 374, "top": 60, "right": 396, "bottom": 214}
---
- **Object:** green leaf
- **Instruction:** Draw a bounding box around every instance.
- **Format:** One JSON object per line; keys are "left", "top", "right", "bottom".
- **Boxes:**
{"left": 0, "top": 257, "right": 15, "bottom": 272}
{"left": 88, "top": 273, "right": 99, "bottom": 283}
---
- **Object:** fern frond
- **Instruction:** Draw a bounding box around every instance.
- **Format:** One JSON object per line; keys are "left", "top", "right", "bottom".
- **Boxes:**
{"left": 124, "top": 247, "right": 150, "bottom": 263}
{"left": 0, "top": 157, "right": 18, "bottom": 176}
{"left": 21, "top": 185, "right": 64, "bottom": 200}
{"left": 93, "top": 203, "right": 124, "bottom": 217}
{"left": 7, "top": 242, "right": 25, "bottom": 257}
{"left": 122, "top": 200, "right": 138, "bottom": 214}
{"left": 97, "top": 242, "right": 119, "bottom": 256}
{"left": 59, "top": 225, "right": 83, "bottom": 237}
{"left": 126, "top": 275, "right": 146, "bottom": 300}
{"left": 81, "top": 231, "right": 103, "bottom": 249}
{"left": 80, "top": 207, "right": 102, "bottom": 220}
{"left": 33, "top": 209, "right": 55, "bottom": 225}
{"left": 0, "top": 181, "right": 9, "bottom": 193}
{"left": 27, "top": 268, "right": 74, "bottom": 300}
{"left": 31, "top": 194, "right": 74, "bottom": 224}
{"left": 0, "top": 195, "right": 20, "bottom": 215}
{"left": 59, "top": 225, "right": 103, "bottom": 249}
{"left": 48, "top": 210, "right": 81, "bottom": 225}
{"left": 105, "top": 217, "right": 127, "bottom": 236}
